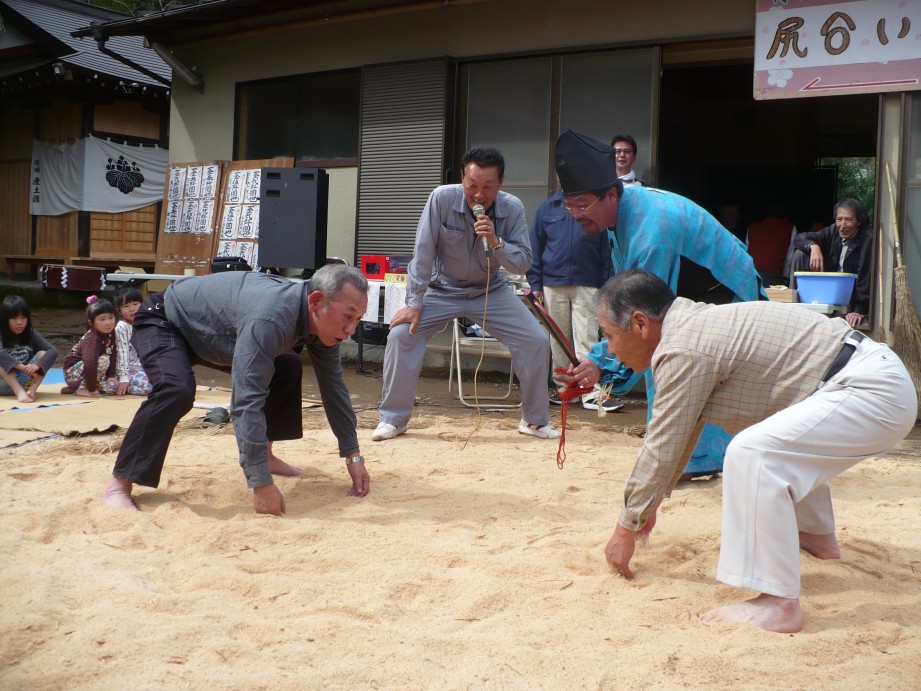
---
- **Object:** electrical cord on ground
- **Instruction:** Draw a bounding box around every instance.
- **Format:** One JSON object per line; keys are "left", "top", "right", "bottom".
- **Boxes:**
{"left": 460, "top": 252, "right": 492, "bottom": 450}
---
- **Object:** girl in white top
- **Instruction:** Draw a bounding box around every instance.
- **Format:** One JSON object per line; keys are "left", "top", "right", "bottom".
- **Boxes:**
{"left": 114, "top": 287, "right": 152, "bottom": 396}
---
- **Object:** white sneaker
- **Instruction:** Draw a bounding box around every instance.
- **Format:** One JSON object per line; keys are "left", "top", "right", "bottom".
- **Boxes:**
{"left": 517, "top": 420, "right": 561, "bottom": 439}
{"left": 371, "top": 422, "right": 408, "bottom": 441}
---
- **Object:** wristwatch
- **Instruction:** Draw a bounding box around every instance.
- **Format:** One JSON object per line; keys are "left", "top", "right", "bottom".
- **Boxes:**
{"left": 345, "top": 455, "right": 365, "bottom": 465}
{"left": 492, "top": 237, "right": 505, "bottom": 250}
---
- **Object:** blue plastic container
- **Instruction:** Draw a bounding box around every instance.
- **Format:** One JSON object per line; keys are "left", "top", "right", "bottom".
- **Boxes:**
{"left": 794, "top": 272, "right": 856, "bottom": 304}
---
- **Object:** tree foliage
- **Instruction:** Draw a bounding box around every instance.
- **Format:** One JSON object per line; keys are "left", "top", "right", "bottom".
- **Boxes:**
{"left": 75, "top": 0, "right": 195, "bottom": 15}
{"left": 820, "top": 156, "right": 876, "bottom": 225}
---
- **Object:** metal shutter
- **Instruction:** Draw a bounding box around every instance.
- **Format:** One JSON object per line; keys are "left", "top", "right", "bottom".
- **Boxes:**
{"left": 356, "top": 60, "right": 450, "bottom": 260}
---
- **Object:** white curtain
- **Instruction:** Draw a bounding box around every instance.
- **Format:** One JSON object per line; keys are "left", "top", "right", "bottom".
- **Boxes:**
{"left": 30, "top": 135, "right": 168, "bottom": 216}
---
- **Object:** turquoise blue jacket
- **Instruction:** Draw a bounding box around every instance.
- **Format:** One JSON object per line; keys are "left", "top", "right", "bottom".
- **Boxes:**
{"left": 588, "top": 185, "right": 766, "bottom": 388}
{"left": 586, "top": 186, "right": 767, "bottom": 473}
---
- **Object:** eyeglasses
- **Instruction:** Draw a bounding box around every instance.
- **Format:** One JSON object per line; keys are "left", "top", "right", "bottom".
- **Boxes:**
{"left": 563, "top": 195, "right": 602, "bottom": 216}
{"left": 612, "top": 148, "right": 634, "bottom": 156}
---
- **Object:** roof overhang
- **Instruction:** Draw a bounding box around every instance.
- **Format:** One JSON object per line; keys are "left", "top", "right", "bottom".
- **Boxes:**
{"left": 72, "top": 0, "right": 487, "bottom": 47}
{"left": 0, "top": 0, "right": 170, "bottom": 101}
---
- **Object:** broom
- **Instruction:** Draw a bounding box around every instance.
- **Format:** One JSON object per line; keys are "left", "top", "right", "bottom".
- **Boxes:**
{"left": 885, "top": 163, "right": 921, "bottom": 414}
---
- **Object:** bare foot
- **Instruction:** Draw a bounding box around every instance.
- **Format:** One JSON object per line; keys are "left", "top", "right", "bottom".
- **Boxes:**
{"left": 60, "top": 386, "right": 74, "bottom": 395}
{"left": 701, "top": 594, "right": 804, "bottom": 633}
{"left": 799, "top": 531, "right": 840, "bottom": 559}
{"left": 103, "top": 477, "right": 139, "bottom": 511}
{"left": 268, "top": 454, "right": 305, "bottom": 477}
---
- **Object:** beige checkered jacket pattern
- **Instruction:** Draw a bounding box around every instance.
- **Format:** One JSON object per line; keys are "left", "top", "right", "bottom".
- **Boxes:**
{"left": 620, "top": 298, "right": 854, "bottom": 529}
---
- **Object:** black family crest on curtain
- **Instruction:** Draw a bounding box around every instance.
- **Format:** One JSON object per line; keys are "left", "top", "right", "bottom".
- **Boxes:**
{"left": 105, "top": 155, "right": 146, "bottom": 194}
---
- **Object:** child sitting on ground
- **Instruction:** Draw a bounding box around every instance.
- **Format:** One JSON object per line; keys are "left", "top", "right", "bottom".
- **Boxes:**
{"left": 114, "top": 287, "right": 152, "bottom": 396}
{"left": 0, "top": 295, "right": 59, "bottom": 403}
{"left": 61, "top": 295, "right": 118, "bottom": 397}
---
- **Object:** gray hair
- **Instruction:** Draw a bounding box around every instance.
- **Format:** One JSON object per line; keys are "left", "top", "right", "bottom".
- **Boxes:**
{"left": 833, "top": 198, "right": 868, "bottom": 226}
{"left": 309, "top": 264, "right": 369, "bottom": 304}
{"left": 596, "top": 269, "right": 675, "bottom": 330}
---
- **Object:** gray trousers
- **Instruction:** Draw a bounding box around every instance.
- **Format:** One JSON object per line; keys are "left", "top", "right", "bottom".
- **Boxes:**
{"left": 787, "top": 249, "right": 810, "bottom": 289}
{"left": 379, "top": 286, "right": 551, "bottom": 427}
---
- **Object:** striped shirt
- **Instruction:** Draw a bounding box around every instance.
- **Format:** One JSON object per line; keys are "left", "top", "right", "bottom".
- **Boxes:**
{"left": 620, "top": 298, "right": 853, "bottom": 529}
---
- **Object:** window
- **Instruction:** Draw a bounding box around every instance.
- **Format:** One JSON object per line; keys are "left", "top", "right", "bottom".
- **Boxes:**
{"left": 461, "top": 49, "right": 656, "bottom": 224}
{"left": 465, "top": 58, "right": 552, "bottom": 220}
{"left": 559, "top": 49, "right": 656, "bottom": 181}
{"left": 237, "top": 70, "right": 360, "bottom": 164}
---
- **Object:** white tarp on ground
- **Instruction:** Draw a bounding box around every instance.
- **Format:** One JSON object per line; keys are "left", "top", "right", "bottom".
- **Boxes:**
{"left": 30, "top": 135, "right": 168, "bottom": 215}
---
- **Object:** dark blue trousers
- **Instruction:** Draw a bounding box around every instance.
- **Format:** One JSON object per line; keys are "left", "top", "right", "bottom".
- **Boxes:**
{"left": 112, "top": 292, "right": 303, "bottom": 488}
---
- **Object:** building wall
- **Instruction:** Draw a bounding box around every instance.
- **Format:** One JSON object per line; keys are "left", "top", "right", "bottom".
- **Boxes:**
{"left": 0, "top": 94, "right": 168, "bottom": 272}
{"left": 0, "top": 104, "right": 34, "bottom": 159}
{"left": 0, "top": 105, "right": 34, "bottom": 258}
{"left": 27, "top": 100, "right": 81, "bottom": 260}
{"left": 167, "top": 0, "right": 753, "bottom": 162}
{"left": 36, "top": 100, "right": 82, "bottom": 140}
{"left": 94, "top": 100, "right": 162, "bottom": 140}
{"left": 162, "top": 0, "right": 752, "bottom": 266}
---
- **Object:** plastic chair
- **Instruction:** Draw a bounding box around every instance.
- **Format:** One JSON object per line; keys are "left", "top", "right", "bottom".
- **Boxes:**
{"left": 447, "top": 318, "right": 520, "bottom": 408}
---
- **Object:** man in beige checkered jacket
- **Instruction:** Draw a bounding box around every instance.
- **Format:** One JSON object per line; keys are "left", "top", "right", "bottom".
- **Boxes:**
{"left": 590, "top": 269, "right": 916, "bottom": 633}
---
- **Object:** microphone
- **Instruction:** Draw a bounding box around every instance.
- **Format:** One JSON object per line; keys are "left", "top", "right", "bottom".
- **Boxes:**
{"left": 473, "top": 204, "right": 489, "bottom": 251}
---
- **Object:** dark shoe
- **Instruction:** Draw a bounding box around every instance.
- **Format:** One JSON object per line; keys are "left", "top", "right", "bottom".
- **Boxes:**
{"left": 582, "top": 393, "right": 624, "bottom": 412}
{"left": 549, "top": 392, "right": 563, "bottom": 405}
{"left": 202, "top": 406, "right": 230, "bottom": 428}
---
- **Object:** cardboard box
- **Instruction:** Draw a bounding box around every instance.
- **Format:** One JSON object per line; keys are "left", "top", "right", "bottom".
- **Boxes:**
{"left": 361, "top": 255, "right": 412, "bottom": 280}
{"left": 765, "top": 287, "right": 798, "bottom": 303}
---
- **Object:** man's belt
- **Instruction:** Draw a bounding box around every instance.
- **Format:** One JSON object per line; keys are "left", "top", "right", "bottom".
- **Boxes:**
{"left": 822, "top": 331, "right": 866, "bottom": 382}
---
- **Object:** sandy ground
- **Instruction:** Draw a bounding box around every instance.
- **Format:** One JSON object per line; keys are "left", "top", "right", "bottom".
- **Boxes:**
{"left": 1, "top": 307, "right": 921, "bottom": 689}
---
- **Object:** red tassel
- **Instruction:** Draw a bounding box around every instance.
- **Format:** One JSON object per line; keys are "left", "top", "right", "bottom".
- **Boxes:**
{"left": 553, "top": 367, "right": 593, "bottom": 469}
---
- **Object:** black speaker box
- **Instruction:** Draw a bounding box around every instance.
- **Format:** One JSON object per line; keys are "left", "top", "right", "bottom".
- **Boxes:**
{"left": 258, "top": 168, "right": 329, "bottom": 270}
{"left": 351, "top": 321, "right": 389, "bottom": 346}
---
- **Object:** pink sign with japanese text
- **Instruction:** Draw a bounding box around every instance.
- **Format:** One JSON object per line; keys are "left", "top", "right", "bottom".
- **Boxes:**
{"left": 754, "top": 0, "right": 921, "bottom": 100}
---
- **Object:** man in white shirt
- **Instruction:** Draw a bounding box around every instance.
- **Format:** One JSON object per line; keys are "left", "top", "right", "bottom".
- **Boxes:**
{"left": 611, "top": 134, "right": 644, "bottom": 186}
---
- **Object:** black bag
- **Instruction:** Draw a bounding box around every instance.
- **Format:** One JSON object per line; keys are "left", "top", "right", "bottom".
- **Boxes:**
{"left": 210, "top": 256, "right": 252, "bottom": 273}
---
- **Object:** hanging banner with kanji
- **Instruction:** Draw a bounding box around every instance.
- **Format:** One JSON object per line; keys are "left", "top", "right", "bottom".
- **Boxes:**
{"left": 30, "top": 135, "right": 168, "bottom": 215}
{"left": 754, "top": 0, "right": 921, "bottom": 100}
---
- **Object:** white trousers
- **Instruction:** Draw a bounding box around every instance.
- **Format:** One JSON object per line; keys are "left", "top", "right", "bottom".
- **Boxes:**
{"left": 717, "top": 339, "right": 917, "bottom": 599}
{"left": 542, "top": 285, "right": 599, "bottom": 387}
